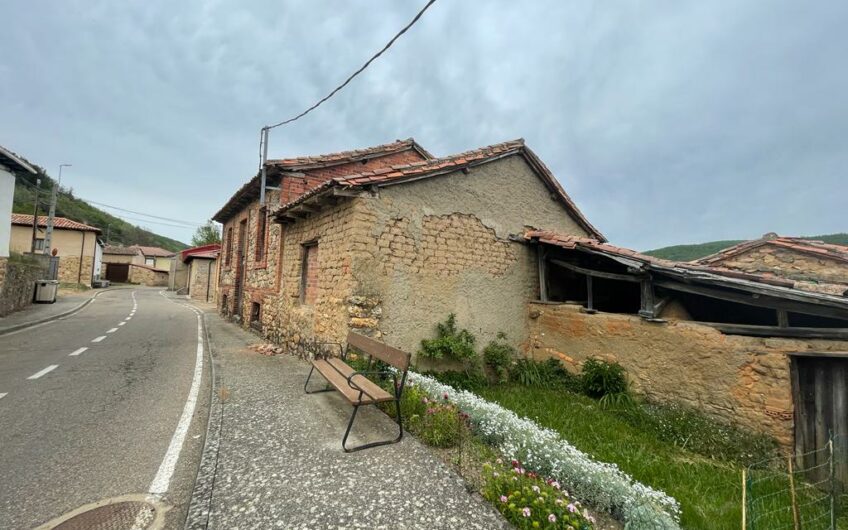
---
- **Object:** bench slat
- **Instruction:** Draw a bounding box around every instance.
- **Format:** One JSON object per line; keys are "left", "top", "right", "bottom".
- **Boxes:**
{"left": 312, "top": 359, "right": 394, "bottom": 405}
{"left": 346, "top": 332, "right": 411, "bottom": 370}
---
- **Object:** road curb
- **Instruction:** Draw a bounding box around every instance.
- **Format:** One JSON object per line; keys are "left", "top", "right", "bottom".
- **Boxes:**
{"left": 0, "top": 287, "right": 134, "bottom": 336}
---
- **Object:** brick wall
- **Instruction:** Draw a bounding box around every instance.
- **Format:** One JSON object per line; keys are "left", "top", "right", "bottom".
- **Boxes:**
{"left": 526, "top": 302, "right": 848, "bottom": 448}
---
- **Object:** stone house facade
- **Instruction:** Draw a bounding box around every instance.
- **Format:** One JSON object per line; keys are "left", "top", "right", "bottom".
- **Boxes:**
{"left": 213, "top": 138, "right": 603, "bottom": 356}
{"left": 9, "top": 214, "right": 100, "bottom": 286}
{"left": 698, "top": 234, "right": 848, "bottom": 295}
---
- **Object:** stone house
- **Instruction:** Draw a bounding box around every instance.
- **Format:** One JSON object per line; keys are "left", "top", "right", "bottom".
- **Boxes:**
{"left": 213, "top": 138, "right": 602, "bottom": 354}
{"left": 102, "top": 245, "right": 168, "bottom": 286}
{"left": 172, "top": 243, "right": 220, "bottom": 303}
{"left": 697, "top": 233, "right": 848, "bottom": 296}
{"left": 131, "top": 245, "right": 176, "bottom": 270}
{"left": 524, "top": 230, "right": 848, "bottom": 476}
{"left": 9, "top": 213, "right": 101, "bottom": 286}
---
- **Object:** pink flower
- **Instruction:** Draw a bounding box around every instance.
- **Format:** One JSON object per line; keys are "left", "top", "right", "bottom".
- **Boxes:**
{"left": 567, "top": 503, "right": 577, "bottom": 513}
{"left": 522, "top": 507, "right": 531, "bottom": 518}
{"left": 555, "top": 498, "right": 564, "bottom": 506}
{"left": 499, "top": 495, "right": 508, "bottom": 503}
{"left": 548, "top": 514, "right": 557, "bottom": 523}
{"left": 551, "top": 481, "right": 560, "bottom": 490}
{"left": 443, "top": 392, "right": 449, "bottom": 400}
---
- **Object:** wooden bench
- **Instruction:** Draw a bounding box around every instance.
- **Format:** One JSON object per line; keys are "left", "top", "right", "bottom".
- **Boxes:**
{"left": 304, "top": 331, "right": 411, "bottom": 452}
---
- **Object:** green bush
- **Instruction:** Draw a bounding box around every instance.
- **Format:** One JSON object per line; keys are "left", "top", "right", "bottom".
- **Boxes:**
{"left": 580, "top": 358, "right": 628, "bottom": 398}
{"left": 482, "top": 460, "right": 595, "bottom": 529}
{"left": 403, "top": 386, "right": 462, "bottom": 448}
{"left": 418, "top": 313, "right": 477, "bottom": 362}
{"left": 511, "top": 358, "right": 581, "bottom": 391}
{"left": 483, "top": 332, "right": 514, "bottom": 383}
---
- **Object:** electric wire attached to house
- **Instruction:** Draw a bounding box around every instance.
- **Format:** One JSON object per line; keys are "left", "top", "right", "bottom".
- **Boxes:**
{"left": 256, "top": 0, "right": 438, "bottom": 205}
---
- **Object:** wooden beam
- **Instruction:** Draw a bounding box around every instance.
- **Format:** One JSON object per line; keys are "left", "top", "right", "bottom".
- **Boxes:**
{"left": 777, "top": 309, "right": 789, "bottom": 328}
{"left": 700, "top": 322, "right": 848, "bottom": 340}
{"left": 639, "top": 278, "right": 655, "bottom": 318}
{"left": 538, "top": 247, "right": 548, "bottom": 302}
{"left": 586, "top": 275, "right": 594, "bottom": 311}
{"left": 549, "top": 258, "right": 643, "bottom": 283}
{"left": 654, "top": 279, "right": 848, "bottom": 321}
{"left": 332, "top": 188, "right": 372, "bottom": 198}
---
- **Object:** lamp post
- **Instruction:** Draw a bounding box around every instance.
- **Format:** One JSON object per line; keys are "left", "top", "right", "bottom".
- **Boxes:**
{"left": 44, "top": 163, "right": 71, "bottom": 255}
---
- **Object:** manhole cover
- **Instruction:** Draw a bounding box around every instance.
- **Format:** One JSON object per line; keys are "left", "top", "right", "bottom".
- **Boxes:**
{"left": 51, "top": 501, "right": 156, "bottom": 530}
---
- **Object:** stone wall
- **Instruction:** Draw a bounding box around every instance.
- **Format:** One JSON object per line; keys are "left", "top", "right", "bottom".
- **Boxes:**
{"left": 526, "top": 302, "right": 848, "bottom": 448}
{"left": 189, "top": 258, "right": 217, "bottom": 302}
{"left": 128, "top": 265, "right": 168, "bottom": 286}
{"left": 57, "top": 256, "right": 94, "bottom": 286}
{"left": 715, "top": 246, "right": 848, "bottom": 295}
{"left": 0, "top": 255, "right": 48, "bottom": 316}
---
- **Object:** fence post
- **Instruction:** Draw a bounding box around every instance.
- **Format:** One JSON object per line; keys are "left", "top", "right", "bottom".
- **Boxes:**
{"left": 788, "top": 457, "right": 800, "bottom": 530}
{"left": 830, "top": 434, "right": 836, "bottom": 530}
{"left": 742, "top": 468, "right": 747, "bottom": 530}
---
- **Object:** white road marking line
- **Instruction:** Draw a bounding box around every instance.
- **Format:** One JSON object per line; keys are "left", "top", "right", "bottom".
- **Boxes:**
{"left": 69, "top": 347, "right": 88, "bottom": 356}
{"left": 0, "top": 393, "right": 7, "bottom": 399}
{"left": 28, "top": 365, "right": 59, "bottom": 380}
{"left": 92, "top": 336, "right": 107, "bottom": 343}
{"left": 124, "top": 316, "right": 131, "bottom": 321}
{"left": 148, "top": 311, "right": 204, "bottom": 496}
{"left": 118, "top": 322, "right": 126, "bottom": 326}
{"left": 107, "top": 327, "right": 119, "bottom": 333}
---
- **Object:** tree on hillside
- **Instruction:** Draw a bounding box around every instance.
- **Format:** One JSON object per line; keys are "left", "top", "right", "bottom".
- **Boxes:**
{"left": 191, "top": 221, "right": 222, "bottom": 246}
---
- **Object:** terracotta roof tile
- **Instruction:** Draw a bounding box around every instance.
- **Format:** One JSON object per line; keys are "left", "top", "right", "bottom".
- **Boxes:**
{"left": 130, "top": 245, "right": 175, "bottom": 257}
{"left": 104, "top": 245, "right": 141, "bottom": 256}
{"left": 266, "top": 138, "right": 432, "bottom": 170}
{"left": 10, "top": 213, "right": 101, "bottom": 233}
{"left": 698, "top": 236, "right": 848, "bottom": 266}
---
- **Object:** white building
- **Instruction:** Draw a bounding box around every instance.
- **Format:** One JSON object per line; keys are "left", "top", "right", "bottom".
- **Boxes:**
{"left": 0, "top": 145, "right": 38, "bottom": 257}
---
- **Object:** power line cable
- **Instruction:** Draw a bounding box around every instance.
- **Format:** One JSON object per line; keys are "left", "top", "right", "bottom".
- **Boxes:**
{"left": 111, "top": 215, "right": 202, "bottom": 229}
{"left": 78, "top": 198, "right": 206, "bottom": 226}
{"left": 265, "top": 0, "right": 437, "bottom": 130}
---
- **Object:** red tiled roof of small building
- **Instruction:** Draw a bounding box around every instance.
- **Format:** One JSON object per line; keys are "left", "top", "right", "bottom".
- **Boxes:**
{"left": 11, "top": 213, "right": 101, "bottom": 233}
{"left": 697, "top": 235, "right": 848, "bottom": 266}
{"left": 266, "top": 138, "right": 433, "bottom": 170}
{"left": 104, "top": 245, "right": 142, "bottom": 256}
{"left": 181, "top": 243, "right": 221, "bottom": 262}
{"left": 130, "top": 245, "right": 175, "bottom": 257}
{"left": 273, "top": 139, "right": 606, "bottom": 242}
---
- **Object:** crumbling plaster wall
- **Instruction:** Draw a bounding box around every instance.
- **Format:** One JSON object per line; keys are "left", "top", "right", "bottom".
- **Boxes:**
{"left": 527, "top": 302, "right": 848, "bottom": 448}
{"left": 354, "top": 155, "right": 592, "bottom": 357}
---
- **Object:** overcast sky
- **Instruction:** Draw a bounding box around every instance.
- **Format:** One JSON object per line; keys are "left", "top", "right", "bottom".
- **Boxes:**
{"left": 1, "top": 1, "right": 845, "bottom": 249}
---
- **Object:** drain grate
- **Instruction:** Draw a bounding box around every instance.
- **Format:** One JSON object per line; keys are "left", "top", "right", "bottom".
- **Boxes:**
{"left": 52, "top": 501, "right": 155, "bottom": 530}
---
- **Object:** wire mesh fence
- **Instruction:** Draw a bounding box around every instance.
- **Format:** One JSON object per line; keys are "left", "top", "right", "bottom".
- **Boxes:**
{"left": 745, "top": 434, "right": 846, "bottom": 530}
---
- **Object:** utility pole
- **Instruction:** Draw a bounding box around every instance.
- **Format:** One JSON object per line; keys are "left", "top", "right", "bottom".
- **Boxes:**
{"left": 259, "top": 127, "right": 269, "bottom": 206}
{"left": 30, "top": 177, "right": 42, "bottom": 253}
{"left": 44, "top": 163, "right": 71, "bottom": 255}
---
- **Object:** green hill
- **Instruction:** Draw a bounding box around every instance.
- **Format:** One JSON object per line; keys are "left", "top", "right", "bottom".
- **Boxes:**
{"left": 12, "top": 168, "right": 187, "bottom": 252}
{"left": 645, "top": 233, "right": 848, "bottom": 262}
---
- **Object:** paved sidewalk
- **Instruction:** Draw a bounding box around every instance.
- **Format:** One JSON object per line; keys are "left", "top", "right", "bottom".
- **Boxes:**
{"left": 187, "top": 310, "right": 508, "bottom": 530}
{"left": 0, "top": 289, "right": 102, "bottom": 335}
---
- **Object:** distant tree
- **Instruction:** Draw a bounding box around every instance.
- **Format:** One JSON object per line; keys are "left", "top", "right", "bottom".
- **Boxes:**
{"left": 191, "top": 221, "right": 222, "bottom": 246}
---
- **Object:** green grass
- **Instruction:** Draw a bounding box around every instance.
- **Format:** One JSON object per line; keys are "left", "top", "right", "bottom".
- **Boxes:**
{"left": 476, "top": 384, "right": 745, "bottom": 529}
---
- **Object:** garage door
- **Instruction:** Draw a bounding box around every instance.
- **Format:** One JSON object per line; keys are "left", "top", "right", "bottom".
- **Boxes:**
{"left": 104, "top": 263, "right": 129, "bottom": 283}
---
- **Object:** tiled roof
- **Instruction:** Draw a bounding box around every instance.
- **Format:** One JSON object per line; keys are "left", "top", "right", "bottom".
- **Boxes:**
{"left": 181, "top": 243, "right": 221, "bottom": 262}
{"left": 524, "top": 230, "right": 797, "bottom": 288}
{"left": 698, "top": 236, "right": 848, "bottom": 266}
{"left": 130, "top": 245, "right": 175, "bottom": 257}
{"left": 212, "top": 138, "right": 432, "bottom": 223}
{"left": 266, "top": 138, "right": 433, "bottom": 170}
{"left": 273, "top": 139, "right": 606, "bottom": 241}
{"left": 10, "top": 213, "right": 101, "bottom": 233}
{"left": 103, "top": 245, "right": 141, "bottom": 256}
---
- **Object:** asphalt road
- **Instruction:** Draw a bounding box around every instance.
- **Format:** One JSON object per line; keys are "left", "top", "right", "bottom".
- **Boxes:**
{"left": 0, "top": 288, "right": 211, "bottom": 529}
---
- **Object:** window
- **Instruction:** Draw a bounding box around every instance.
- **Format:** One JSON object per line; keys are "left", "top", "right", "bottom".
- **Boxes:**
{"left": 225, "top": 227, "right": 233, "bottom": 266}
{"left": 300, "top": 242, "right": 319, "bottom": 304}
{"left": 250, "top": 302, "right": 261, "bottom": 329}
{"left": 34, "top": 238, "right": 45, "bottom": 251}
{"left": 145, "top": 257, "right": 155, "bottom": 266}
{"left": 255, "top": 207, "right": 267, "bottom": 261}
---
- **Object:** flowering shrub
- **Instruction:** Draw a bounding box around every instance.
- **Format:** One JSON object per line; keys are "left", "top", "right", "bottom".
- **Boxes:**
{"left": 397, "top": 385, "right": 464, "bottom": 448}
{"left": 483, "top": 460, "right": 595, "bottom": 529}
{"left": 406, "top": 372, "right": 682, "bottom": 529}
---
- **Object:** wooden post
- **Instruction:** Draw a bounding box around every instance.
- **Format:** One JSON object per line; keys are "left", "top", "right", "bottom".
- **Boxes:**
{"left": 639, "top": 277, "right": 655, "bottom": 318}
{"left": 741, "top": 469, "right": 747, "bottom": 530}
{"left": 586, "top": 275, "right": 594, "bottom": 311}
{"left": 538, "top": 246, "right": 548, "bottom": 302}
{"left": 788, "top": 457, "right": 800, "bottom": 530}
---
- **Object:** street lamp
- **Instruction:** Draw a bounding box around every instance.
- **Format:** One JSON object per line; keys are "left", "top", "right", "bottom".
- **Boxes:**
{"left": 44, "top": 163, "right": 71, "bottom": 255}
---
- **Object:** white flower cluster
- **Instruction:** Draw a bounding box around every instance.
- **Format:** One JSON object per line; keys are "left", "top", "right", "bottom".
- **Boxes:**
{"left": 407, "top": 372, "right": 682, "bottom": 529}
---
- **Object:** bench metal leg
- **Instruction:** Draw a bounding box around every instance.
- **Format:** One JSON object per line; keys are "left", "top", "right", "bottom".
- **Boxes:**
{"left": 341, "top": 399, "right": 404, "bottom": 453}
{"left": 304, "top": 365, "right": 333, "bottom": 395}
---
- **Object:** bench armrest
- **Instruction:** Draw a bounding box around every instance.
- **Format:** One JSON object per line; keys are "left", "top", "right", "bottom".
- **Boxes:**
{"left": 347, "top": 370, "right": 398, "bottom": 397}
